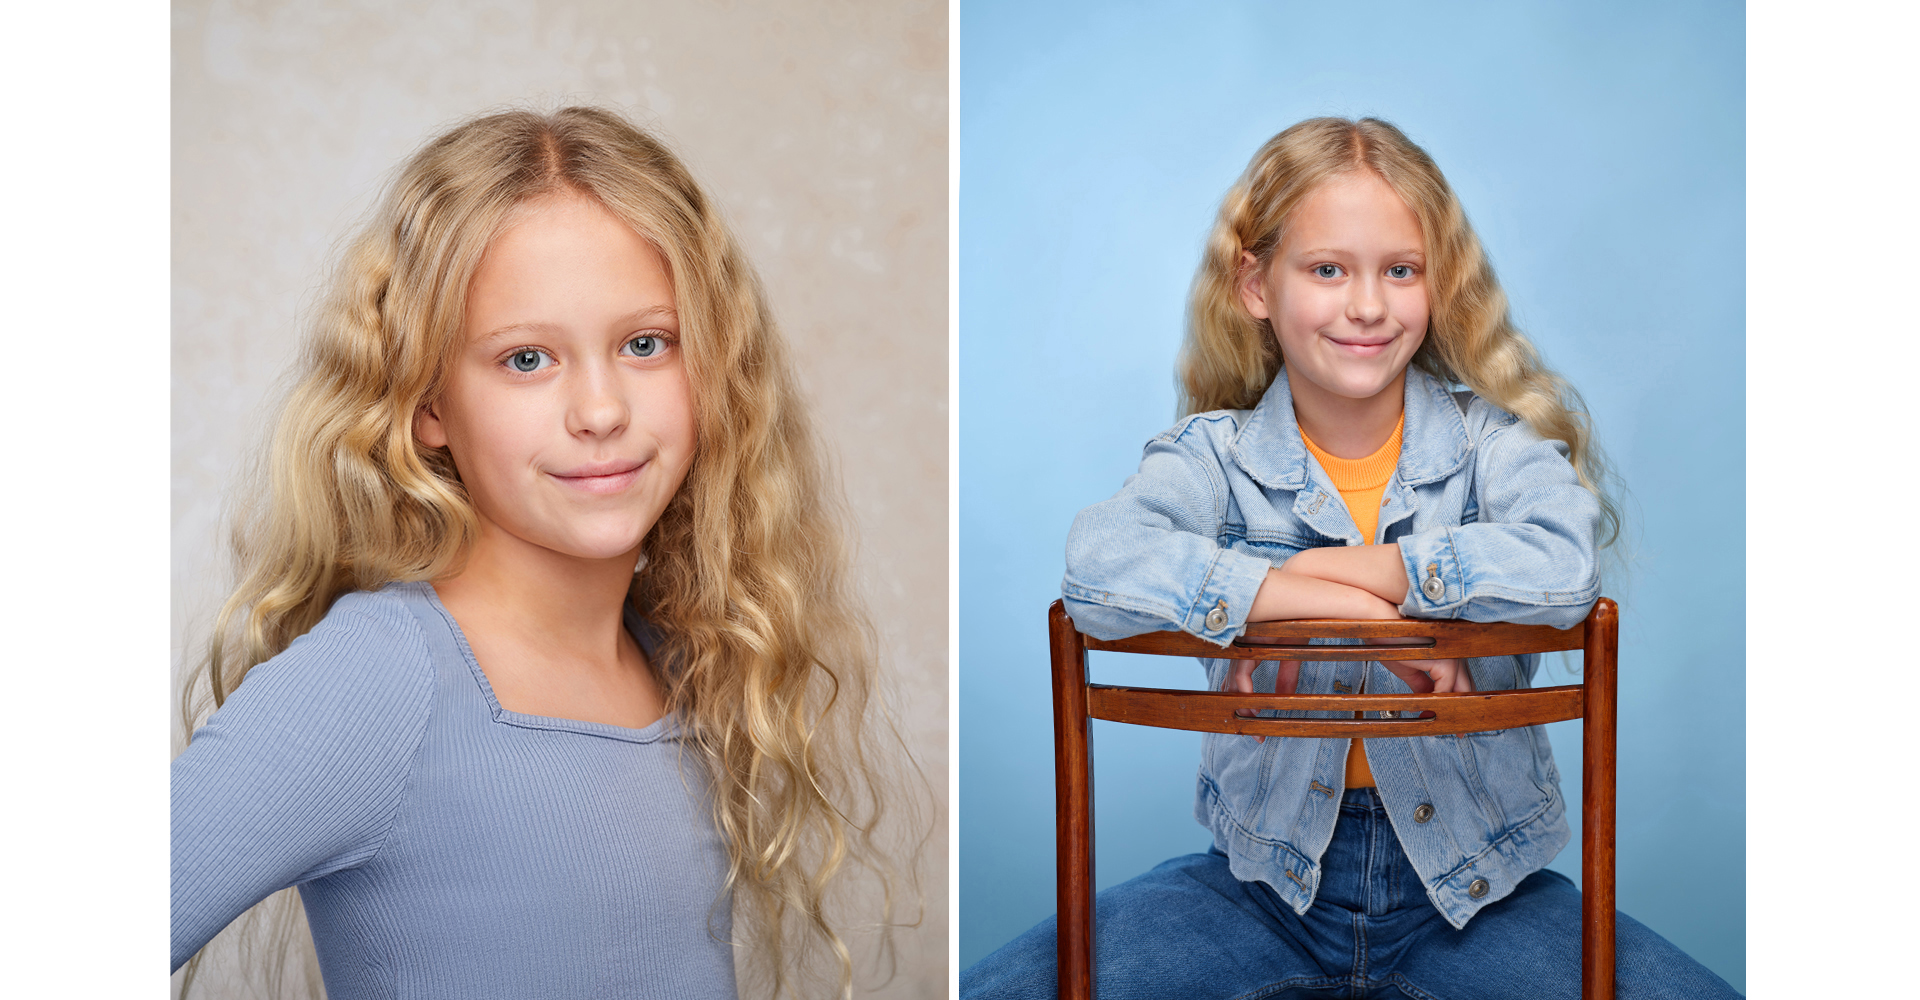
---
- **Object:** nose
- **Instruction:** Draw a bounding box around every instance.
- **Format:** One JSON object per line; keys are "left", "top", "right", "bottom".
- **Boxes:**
{"left": 1347, "top": 274, "right": 1386, "bottom": 326}
{"left": 565, "top": 360, "right": 629, "bottom": 439}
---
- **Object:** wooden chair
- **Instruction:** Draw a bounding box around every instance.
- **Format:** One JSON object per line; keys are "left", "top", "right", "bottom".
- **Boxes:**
{"left": 1049, "top": 597, "right": 1618, "bottom": 1000}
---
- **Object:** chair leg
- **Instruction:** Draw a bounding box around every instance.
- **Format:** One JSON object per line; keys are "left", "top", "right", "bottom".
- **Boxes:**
{"left": 1582, "top": 599, "right": 1618, "bottom": 1000}
{"left": 1051, "top": 602, "right": 1096, "bottom": 1000}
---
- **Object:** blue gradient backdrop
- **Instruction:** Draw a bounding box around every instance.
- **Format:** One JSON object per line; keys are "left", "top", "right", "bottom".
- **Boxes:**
{"left": 958, "top": 0, "right": 1745, "bottom": 990}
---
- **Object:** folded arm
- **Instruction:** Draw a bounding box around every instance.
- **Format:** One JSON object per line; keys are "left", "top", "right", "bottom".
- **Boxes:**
{"left": 1395, "top": 417, "right": 1603, "bottom": 628}
{"left": 1061, "top": 424, "right": 1276, "bottom": 645}
{"left": 1231, "top": 564, "right": 1470, "bottom": 705}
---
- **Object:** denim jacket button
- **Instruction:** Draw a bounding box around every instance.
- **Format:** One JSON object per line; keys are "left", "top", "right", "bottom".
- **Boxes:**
{"left": 1206, "top": 606, "right": 1228, "bottom": 631}
{"left": 1468, "top": 878, "right": 1490, "bottom": 898}
{"left": 1421, "top": 575, "right": 1445, "bottom": 601}
{"left": 1413, "top": 803, "right": 1434, "bottom": 823}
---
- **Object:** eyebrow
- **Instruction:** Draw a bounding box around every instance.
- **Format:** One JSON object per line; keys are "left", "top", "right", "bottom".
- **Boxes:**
{"left": 473, "top": 305, "right": 678, "bottom": 345}
{"left": 1292, "top": 247, "right": 1426, "bottom": 261}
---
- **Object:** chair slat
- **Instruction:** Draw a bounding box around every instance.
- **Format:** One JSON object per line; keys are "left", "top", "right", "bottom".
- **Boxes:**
{"left": 1083, "top": 616, "right": 1584, "bottom": 660}
{"left": 1087, "top": 684, "right": 1584, "bottom": 737}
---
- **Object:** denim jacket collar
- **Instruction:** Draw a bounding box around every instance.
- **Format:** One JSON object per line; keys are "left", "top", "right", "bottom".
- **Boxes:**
{"left": 1229, "top": 364, "right": 1474, "bottom": 492}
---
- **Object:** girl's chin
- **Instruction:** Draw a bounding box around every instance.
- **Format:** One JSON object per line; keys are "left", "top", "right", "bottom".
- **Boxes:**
{"left": 520, "top": 529, "right": 654, "bottom": 566}
{"left": 1300, "top": 372, "right": 1404, "bottom": 403}
{"left": 565, "top": 536, "right": 653, "bottom": 563}
{"left": 475, "top": 506, "right": 662, "bottom": 565}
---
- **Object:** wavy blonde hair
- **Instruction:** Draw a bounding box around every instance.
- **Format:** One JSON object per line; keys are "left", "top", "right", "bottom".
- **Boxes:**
{"left": 179, "top": 106, "right": 915, "bottom": 999}
{"left": 1183, "top": 116, "right": 1621, "bottom": 546}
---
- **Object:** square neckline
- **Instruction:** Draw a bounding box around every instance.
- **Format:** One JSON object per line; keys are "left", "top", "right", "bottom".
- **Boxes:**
{"left": 401, "top": 580, "right": 679, "bottom": 745}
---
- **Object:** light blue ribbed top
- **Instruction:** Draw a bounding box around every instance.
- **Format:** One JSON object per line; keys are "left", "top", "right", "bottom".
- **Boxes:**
{"left": 171, "top": 581, "right": 736, "bottom": 999}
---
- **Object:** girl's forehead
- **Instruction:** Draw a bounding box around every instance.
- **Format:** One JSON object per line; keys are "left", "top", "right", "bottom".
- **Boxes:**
{"left": 1281, "top": 173, "right": 1423, "bottom": 252}
{"left": 460, "top": 195, "right": 676, "bottom": 340}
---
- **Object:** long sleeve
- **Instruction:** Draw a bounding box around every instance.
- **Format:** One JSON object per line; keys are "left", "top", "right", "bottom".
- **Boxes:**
{"left": 1394, "top": 410, "right": 1602, "bottom": 629}
{"left": 1061, "top": 414, "right": 1274, "bottom": 646}
{"left": 171, "top": 598, "right": 436, "bottom": 971}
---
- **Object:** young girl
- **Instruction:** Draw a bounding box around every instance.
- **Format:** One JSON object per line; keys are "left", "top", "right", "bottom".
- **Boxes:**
{"left": 172, "top": 107, "right": 911, "bottom": 1000}
{"left": 961, "top": 119, "right": 1739, "bottom": 998}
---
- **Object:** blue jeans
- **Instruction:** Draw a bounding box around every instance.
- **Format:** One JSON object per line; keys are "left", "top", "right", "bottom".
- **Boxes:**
{"left": 963, "top": 789, "right": 1740, "bottom": 999}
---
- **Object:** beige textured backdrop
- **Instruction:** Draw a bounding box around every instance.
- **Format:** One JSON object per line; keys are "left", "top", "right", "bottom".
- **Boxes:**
{"left": 171, "top": 0, "right": 946, "bottom": 995}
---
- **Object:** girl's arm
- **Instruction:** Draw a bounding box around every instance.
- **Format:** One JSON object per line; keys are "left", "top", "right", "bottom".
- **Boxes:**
{"left": 172, "top": 598, "right": 433, "bottom": 971}
{"left": 1060, "top": 414, "right": 1458, "bottom": 642}
{"left": 1277, "top": 412, "right": 1601, "bottom": 629}
{"left": 1231, "top": 569, "right": 1410, "bottom": 716}
{"left": 1247, "top": 565, "right": 1400, "bottom": 621}
{"left": 1396, "top": 413, "right": 1602, "bottom": 628}
{"left": 1230, "top": 566, "right": 1471, "bottom": 713}
{"left": 1061, "top": 417, "right": 1276, "bottom": 645}
{"left": 1273, "top": 543, "right": 1409, "bottom": 604}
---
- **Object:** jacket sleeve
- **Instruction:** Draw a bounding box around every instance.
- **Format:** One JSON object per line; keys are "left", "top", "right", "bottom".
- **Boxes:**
{"left": 170, "top": 598, "right": 435, "bottom": 971}
{"left": 1394, "top": 412, "right": 1602, "bottom": 629}
{"left": 1061, "top": 423, "right": 1274, "bottom": 645}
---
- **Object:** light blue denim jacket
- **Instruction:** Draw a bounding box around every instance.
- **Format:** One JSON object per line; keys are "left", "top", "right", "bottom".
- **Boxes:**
{"left": 1061, "top": 366, "right": 1601, "bottom": 928}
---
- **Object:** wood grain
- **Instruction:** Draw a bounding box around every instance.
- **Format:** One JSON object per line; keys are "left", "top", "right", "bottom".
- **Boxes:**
{"left": 1582, "top": 598, "right": 1618, "bottom": 1000}
{"left": 1081, "top": 616, "right": 1586, "bottom": 660}
{"left": 1049, "top": 601, "right": 1096, "bottom": 1000}
{"left": 1087, "top": 684, "right": 1584, "bottom": 737}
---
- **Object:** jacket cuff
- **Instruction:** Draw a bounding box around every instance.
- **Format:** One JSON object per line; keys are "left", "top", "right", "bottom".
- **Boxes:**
{"left": 1183, "top": 547, "right": 1272, "bottom": 646}
{"left": 1396, "top": 528, "right": 1467, "bottom": 618}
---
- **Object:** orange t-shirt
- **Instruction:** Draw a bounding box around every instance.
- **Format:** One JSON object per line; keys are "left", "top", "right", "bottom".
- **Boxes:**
{"left": 1299, "top": 414, "right": 1405, "bottom": 787}
{"left": 1300, "top": 415, "right": 1404, "bottom": 545}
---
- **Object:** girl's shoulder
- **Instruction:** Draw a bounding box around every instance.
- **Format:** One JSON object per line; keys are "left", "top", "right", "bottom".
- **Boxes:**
{"left": 283, "top": 583, "right": 434, "bottom": 668}
{"left": 220, "top": 583, "right": 439, "bottom": 730}
{"left": 1448, "top": 389, "right": 1568, "bottom": 465}
{"left": 1449, "top": 389, "right": 1521, "bottom": 435}
{"left": 1150, "top": 406, "right": 1255, "bottom": 455}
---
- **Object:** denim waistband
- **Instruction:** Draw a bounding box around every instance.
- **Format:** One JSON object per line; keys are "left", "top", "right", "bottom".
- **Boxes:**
{"left": 1338, "top": 786, "right": 1387, "bottom": 814}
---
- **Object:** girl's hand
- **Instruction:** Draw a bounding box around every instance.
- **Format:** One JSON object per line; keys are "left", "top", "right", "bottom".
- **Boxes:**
{"left": 1379, "top": 656, "right": 1473, "bottom": 693}
{"left": 1229, "top": 657, "right": 1299, "bottom": 744}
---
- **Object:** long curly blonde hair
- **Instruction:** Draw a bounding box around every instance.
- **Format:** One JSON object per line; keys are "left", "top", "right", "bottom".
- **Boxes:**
{"left": 179, "top": 106, "right": 914, "bottom": 999}
{"left": 1183, "top": 116, "right": 1621, "bottom": 546}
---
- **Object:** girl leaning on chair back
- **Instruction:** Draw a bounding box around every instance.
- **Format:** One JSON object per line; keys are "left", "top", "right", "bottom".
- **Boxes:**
{"left": 174, "top": 106, "right": 916, "bottom": 1000}
{"left": 961, "top": 117, "right": 1740, "bottom": 999}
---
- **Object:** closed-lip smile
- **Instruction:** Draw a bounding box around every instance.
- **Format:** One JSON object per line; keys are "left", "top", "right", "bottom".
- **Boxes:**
{"left": 551, "top": 460, "right": 645, "bottom": 494}
{"left": 1326, "top": 331, "right": 1396, "bottom": 355}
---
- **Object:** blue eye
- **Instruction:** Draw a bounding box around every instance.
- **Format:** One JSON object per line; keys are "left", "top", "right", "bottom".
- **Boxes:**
{"left": 624, "top": 335, "right": 667, "bottom": 358}
{"left": 1387, "top": 265, "right": 1414, "bottom": 279}
{"left": 506, "top": 349, "right": 553, "bottom": 373}
{"left": 1314, "top": 264, "right": 1344, "bottom": 279}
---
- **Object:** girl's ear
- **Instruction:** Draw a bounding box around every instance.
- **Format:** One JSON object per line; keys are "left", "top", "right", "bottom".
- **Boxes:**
{"left": 1238, "top": 251, "right": 1273, "bottom": 321}
{"left": 414, "top": 401, "right": 450, "bottom": 449}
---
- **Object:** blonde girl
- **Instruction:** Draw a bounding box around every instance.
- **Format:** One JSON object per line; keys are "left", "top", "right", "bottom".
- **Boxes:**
{"left": 961, "top": 118, "right": 1738, "bottom": 998}
{"left": 173, "top": 106, "right": 909, "bottom": 1000}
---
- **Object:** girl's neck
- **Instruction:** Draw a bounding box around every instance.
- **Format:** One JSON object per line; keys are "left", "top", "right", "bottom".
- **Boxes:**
{"left": 431, "top": 518, "right": 639, "bottom": 663}
{"left": 1286, "top": 365, "right": 1408, "bottom": 460}
{"left": 431, "top": 518, "right": 665, "bottom": 730}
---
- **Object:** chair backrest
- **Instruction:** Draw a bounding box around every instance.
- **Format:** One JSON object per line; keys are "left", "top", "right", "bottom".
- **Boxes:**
{"left": 1048, "top": 598, "right": 1618, "bottom": 1000}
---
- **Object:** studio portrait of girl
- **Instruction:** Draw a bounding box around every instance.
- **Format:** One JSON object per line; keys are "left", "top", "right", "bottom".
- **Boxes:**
{"left": 172, "top": 105, "right": 919, "bottom": 998}
{"left": 965, "top": 116, "right": 1738, "bottom": 999}
{"left": 957, "top": 2, "right": 1744, "bottom": 997}
{"left": 169, "top": 4, "right": 946, "bottom": 999}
